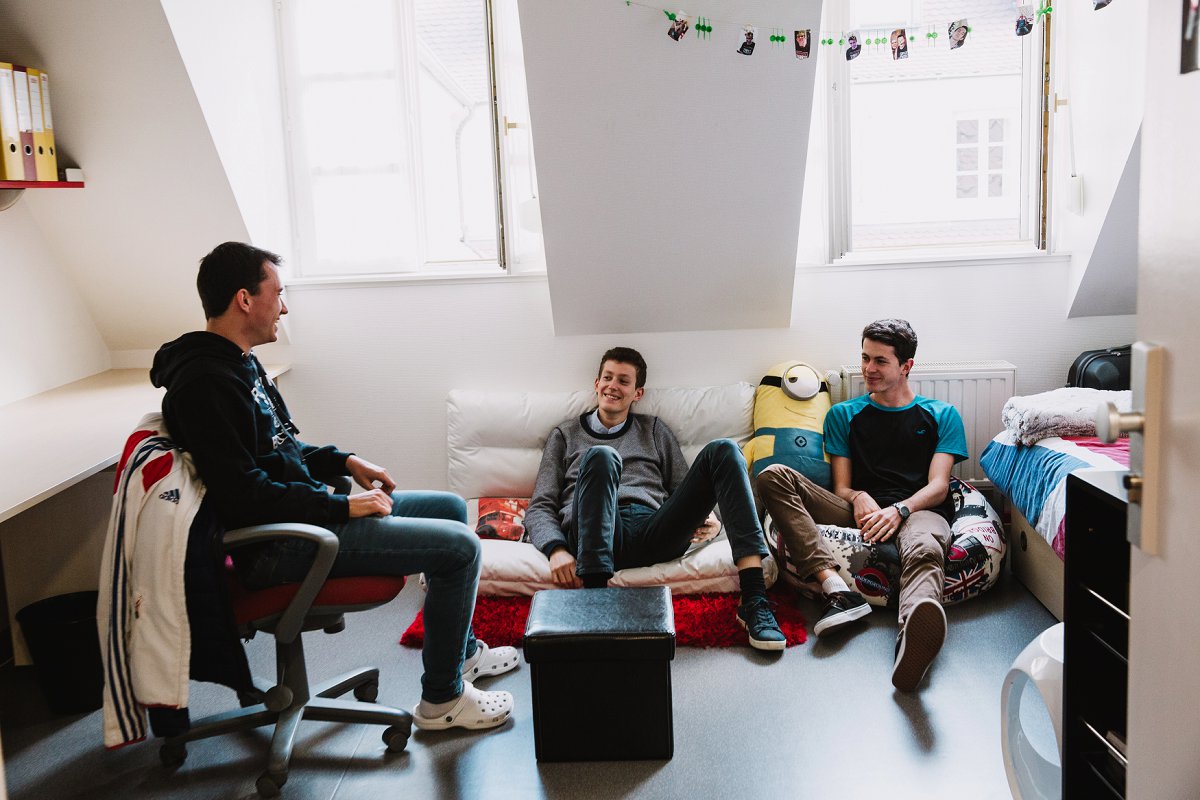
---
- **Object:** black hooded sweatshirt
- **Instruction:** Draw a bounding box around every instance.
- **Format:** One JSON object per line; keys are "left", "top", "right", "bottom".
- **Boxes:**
{"left": 150, "top": 331, "right": 351, "bottom": 528}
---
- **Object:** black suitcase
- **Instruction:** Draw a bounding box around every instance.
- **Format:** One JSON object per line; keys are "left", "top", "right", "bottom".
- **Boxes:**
{"left": 1066, "top": 345, "right": 1132, "bottom": 390}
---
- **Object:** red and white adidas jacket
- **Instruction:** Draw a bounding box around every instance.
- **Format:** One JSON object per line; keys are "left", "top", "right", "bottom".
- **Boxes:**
{"left": 98, "top": 412, "right": 205, "bottom": 749}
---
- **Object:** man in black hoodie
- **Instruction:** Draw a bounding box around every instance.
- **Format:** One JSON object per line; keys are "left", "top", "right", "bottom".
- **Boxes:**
{"left": 152, "top": 242, "right": 517, "bottom": 731}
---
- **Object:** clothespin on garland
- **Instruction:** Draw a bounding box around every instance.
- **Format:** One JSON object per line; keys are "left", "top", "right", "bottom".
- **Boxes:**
{"left": 770, "top": 28, "right": 787, "bottom": 46}
{"left": 696, "top": 16, "right": 711, "bottom": 39}
{"left": 1037, "top": 4, "right": 1053, "bottom": 18}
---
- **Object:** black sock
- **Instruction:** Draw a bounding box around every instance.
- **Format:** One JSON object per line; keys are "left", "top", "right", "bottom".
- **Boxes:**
{"left": 738, "top": 567, "right": 766, "bottom": 602}
{"left": 582, "top": 573, "right": 610, "bottom": 589}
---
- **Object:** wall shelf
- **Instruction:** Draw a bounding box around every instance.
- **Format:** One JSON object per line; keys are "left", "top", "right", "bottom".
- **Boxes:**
{"left": 0, "top": 180, "right": 85, "bottom": 189}
{"left": 0, "top": 180, "right": 84, "bottom": 211}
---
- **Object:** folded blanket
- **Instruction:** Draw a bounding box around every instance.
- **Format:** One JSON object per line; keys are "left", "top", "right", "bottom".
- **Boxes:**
{"left": 1001, "top": 387, "right": 1132, "bottom": 446}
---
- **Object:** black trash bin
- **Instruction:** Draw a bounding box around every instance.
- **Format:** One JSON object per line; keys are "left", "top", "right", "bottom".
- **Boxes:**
{"left": 16, "top": 591, "right": 104, "bottom": 714}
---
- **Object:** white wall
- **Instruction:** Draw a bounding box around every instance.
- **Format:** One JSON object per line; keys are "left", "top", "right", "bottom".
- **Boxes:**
{"left": 1052, "top": 0, "right": 1146, "bottom": 317}
{"left": 0, "top": 0, "right": 251, "bottom": 353}
{"left": 519, "top": 0, "right": 823, "bottom": 336}
{"left": 278, "top": 260, "right": 1134, "bottom": 493}
{"left": 160, "top": 0, "right": 293, "bottom": 266}
{"left": 0, "top": 204, "right": 109, "bottom": 406}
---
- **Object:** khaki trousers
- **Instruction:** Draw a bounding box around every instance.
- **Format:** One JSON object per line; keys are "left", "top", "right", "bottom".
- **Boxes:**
{"left": 754, "top": 463, "right": 951, "bottom": 625}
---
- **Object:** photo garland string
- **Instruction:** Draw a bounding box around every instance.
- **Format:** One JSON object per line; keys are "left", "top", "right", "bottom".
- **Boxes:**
{"left": 628, "top": 1, "right": 1088, "bottom": 61}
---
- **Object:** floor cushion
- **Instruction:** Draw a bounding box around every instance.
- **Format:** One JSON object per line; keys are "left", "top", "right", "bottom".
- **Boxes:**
{"left": 766, "top": 477, "right": 1006, "bottom": 606}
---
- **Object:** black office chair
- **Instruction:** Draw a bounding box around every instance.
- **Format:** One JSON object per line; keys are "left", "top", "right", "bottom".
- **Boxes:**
{"left": 158, "top": 521, "right": 411, "bottom": 798}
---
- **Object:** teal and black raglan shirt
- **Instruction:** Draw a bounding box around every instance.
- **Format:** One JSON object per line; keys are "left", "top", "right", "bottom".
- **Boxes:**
{"left": 824, "top": 395, "right": 968, "bottom": 523}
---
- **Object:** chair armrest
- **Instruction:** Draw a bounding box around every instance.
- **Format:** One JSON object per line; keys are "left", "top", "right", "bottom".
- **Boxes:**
{"left": 326, "top": 475, "right": 353, "bottom": 495}
{"left": 224, "top": 523, "right": 339, "bottom": 643}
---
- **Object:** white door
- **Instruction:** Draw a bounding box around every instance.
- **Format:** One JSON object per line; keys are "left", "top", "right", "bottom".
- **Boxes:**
{"left": 1126, "top": 2, "right": 1200, "bottom": 797}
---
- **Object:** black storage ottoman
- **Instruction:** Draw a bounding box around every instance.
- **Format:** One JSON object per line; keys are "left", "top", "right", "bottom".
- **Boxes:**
{"left": 523, "top": 586, "right": 676, "bottom": 761}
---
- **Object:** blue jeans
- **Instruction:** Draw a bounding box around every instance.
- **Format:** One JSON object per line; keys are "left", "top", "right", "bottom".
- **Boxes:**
{"left": 571, "top": 439, "right": 769, "bottom": 578}
{"left": 240, "top": 491, "right": 480, "bottom": 704}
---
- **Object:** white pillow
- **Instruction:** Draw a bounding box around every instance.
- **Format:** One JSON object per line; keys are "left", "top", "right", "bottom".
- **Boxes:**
{"left": 447, "top": 383, "right": 755, "bottom": 499}
{"left": 474, "top": 539, "right": 778, "bottom": 596}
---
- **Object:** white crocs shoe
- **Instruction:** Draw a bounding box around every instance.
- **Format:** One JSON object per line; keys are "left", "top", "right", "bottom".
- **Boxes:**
{"left": 461, "top": 640, "right": 520, "bottom": 681}
{"left": 413, "top": 682, "right": 514, "bottom": 731}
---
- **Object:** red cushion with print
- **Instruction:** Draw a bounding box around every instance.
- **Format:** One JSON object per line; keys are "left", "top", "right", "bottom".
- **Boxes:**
{"left": 467, "top": 498, "right": 529, "bottom": 542}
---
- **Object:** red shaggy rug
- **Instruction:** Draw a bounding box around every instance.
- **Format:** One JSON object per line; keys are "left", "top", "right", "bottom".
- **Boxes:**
{"left": 400, "top": 588, "right": 807, "bottom": 649}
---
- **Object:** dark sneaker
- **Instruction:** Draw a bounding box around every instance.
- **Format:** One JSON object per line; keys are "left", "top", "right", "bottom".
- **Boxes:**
{"left": 736, "top": 596, "right": 786, "bottom": 651}
{"left": 813, "top": 591, "right": 872, "bottom": 637}
{"left": 891, "top": 598, "right": 947, "bottom": 692}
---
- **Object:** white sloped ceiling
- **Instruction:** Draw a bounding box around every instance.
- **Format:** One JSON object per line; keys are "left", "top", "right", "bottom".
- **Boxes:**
{"left": 518, "top": 0, "right": 823, "bottom": 335}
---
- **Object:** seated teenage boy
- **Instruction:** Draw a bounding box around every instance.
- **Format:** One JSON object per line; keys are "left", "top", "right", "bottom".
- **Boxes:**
{"left": 152, "top": 242, "right": 518, "bottom": 731}
{"left": 524, "top": 347, "right": 785, "bottom": 651}
{"left": 754, "top": 319, "right": 967, "bottom": 690}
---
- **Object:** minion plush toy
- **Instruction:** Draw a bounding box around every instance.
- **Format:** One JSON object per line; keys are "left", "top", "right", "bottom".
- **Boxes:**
{"left": 743, "top": 361, "right": 833, "bottom": 488}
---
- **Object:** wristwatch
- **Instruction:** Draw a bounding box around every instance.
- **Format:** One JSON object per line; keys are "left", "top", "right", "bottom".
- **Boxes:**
{"left": 892, "top": 502, "right": 911, "bottom": 522}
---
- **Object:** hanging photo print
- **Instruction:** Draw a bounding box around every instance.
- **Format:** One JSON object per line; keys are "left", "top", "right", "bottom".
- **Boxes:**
{"left": 667, "top": 12, "right": 690, "bottom": 42}
{"left": 846, "top": 31, "right": 862, "bottom": 61}
{"left": 1093, "top": 0, "right": 1114, "bottom": 8}
{"left": 891, "top": 28, "right": 909, "bottom": 59}
{"left": 738, "top": 26, "right": 756, "bottom": 55}
{"left": 1015, "top": 5, "right": 1035, "bottom": 36}
{"left": 795, "top": 29, "right": 811, "bottom": 59}
{"left": 949, "top": 19, "right": 969, "bottom": 49}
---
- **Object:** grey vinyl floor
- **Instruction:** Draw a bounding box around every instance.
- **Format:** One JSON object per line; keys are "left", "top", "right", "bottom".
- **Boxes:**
{"left": 1, "top": 571, "right": 1059, "bottom": 800}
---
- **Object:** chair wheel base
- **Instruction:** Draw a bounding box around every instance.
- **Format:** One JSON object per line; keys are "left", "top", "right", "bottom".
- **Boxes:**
{"left": 383, "top": 724, "right": 410, "bottom": 753}
{"left": 264, "top": 685, "right": 294, "bottom": 712}
{"left": 353, "top": 679, "right": 379, "bottom": 703}
{"left": 256, "top": 771, "right": 287, "bottom": 798}
{"left": 159, "top": 742, "right": 187, "bottom": 767}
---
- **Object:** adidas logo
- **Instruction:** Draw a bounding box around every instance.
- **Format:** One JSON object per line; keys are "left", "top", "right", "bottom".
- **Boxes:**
{"left": 158, "top": 488, "right": 181, "bottom": 504}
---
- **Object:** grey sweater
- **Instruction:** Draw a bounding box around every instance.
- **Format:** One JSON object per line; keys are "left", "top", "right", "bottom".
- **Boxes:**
{"left": 525, "top": 412, "right": 690, "bottom": 557}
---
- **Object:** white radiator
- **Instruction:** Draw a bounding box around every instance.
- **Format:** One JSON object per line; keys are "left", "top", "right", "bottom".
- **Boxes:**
{"left": 835, "top": 360, "right": 1017, "bottom": 487}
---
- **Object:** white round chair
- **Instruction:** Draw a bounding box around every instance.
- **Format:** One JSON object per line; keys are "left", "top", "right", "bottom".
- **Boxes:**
{"left": 1001, "top": 622, "right": 1064, "bottom": 800}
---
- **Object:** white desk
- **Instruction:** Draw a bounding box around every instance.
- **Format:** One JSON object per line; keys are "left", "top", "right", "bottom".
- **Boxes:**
{"left": 0, "top": 366, "right": 289, "bottom": 524}
{"left": 0, "top": 366, "right": 288, "bottom": 663}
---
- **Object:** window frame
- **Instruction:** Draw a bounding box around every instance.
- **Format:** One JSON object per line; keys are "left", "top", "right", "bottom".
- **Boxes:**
{"left": 274, "top": 0, "right": 541, "bottom": 282}
{"left": 819, "top": 1, "right": 1051, "bottom": 264}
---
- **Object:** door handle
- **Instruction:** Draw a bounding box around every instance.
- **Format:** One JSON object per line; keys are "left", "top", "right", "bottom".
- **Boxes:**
{"left": 1093, "top": 342, "right": 1164, "bottom": 554}
{"left": 1095, "top": 405, "right": 1144, "bottom": 443}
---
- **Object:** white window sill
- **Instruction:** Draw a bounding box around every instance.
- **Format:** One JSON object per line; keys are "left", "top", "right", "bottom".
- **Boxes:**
{"left": 285, "top": 266, "right": 548, "bottom": 291}
{"left": 798, "top": 247, "right": 1069, "bottom": 273}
